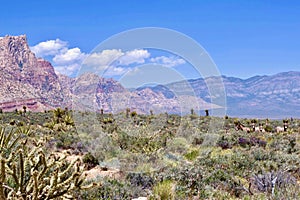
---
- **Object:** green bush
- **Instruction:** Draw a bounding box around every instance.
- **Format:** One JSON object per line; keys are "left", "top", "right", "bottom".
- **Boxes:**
{"left": 151, "top": 180, "right": 175, "bottom": 200}
{"left": 184, "top": 148, "right": 199, "bottom": 161}
{"left": 83, "top": 152, "right": 99, "bottom": 170}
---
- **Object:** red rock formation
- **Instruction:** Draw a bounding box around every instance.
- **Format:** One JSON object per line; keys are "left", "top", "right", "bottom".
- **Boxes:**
{"left": 0, "top": 35, "right": 64, "bottom": 111}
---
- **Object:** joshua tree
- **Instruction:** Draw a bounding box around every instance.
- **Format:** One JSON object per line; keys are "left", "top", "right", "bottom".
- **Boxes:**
{"left": 22, "top": 105, "right": 27, "bottom": 116}
{"left": 265, "top": 118, "right": 270, "bottom": 126}
{"left": 126, "top": 108, "right": 130, "bottom": 118}
{"left": 205, "top": 109, "right": 209, "bottom": 117}
{"left": 130, "top": 111, "right": 137, "bottom": 118}
{"left": 53, "top": 107, "right": 65, "bottom": 123}
{"left": 165, "top": 112, "right": 169, "bottom": 123}
{"left": 150, "top": 110, "right": 153, "bottom": 116}
{"left": 190, "top": 108, "right": 194, "bottom": 115}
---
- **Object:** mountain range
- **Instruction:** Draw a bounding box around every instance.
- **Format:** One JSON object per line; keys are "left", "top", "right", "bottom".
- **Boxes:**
{"left": 0, "top": 35, "right": 299, "bottom": 118}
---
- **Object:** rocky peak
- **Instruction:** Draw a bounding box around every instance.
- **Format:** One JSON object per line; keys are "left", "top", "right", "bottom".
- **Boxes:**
{"left": 0, "top": 35, "right": 58, "bottom": 83}
{"left": 0, "top": 35, "right": 33, "bottom": 76}
{"left": 0, "top": 35, "right": 63, "bottom": 110}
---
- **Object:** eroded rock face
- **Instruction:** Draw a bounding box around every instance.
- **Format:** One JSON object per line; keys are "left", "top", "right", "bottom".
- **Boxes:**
{"left": 0, "top": 35, "right": 64, "bottom": 111}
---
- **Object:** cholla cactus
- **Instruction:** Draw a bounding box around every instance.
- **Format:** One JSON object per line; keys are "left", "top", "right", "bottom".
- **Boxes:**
{"left": 0, "top": 126, "right": 95, "bottom": 199}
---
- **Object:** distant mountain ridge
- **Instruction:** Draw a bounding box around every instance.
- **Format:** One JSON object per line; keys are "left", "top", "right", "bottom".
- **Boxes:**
{"left": 0, "top": 35, "right": 299, "bottom": 118}
{"left": 144, "top": 71, "right": 300, "bottom": 118}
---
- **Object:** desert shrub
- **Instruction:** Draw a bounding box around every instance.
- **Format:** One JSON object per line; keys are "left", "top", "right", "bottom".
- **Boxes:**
{"left": 125, "top": 172, "right": 154, "bottom": 196}
{"left": 126, "top": 172, "right": 153, "bottom": 189}
{"left": 166, "top": 137, "right": 189, "bottom": 154}
{"left": 265, "top": 125, "right": 273, "bottom": 132}
{"left": 184, "top": 148, "right": 199, "bottom": 161}
{"left": 287, "top": 136, "right": 297, "bottom": 153}
{"left": 151, "top": 180, "right": 175, "bottom": 200}
{"left": 55, "top": 130, "right": 80, "bottom": 150}
{"left": 252, "top": 148, "right": 270, "bottom": 161}
{"left": 81, "top": 179, "right": 131, "bottom": 199}
{"left": 83, "top": 152, "right": 99, "bottom": 170}
{"left": 217, "top": 135, "right": 232, "bottom": 149}
{"left": 154, "top": 163, "right": 203, "bottom": 198}
{"left": 130, "top": 111, "right": 137, "bottom": 118}
{"left": 192, "top": 137, "right": 204, "bottom": 145}
{"left": 229, "top": 150, "right": 256, "bottom": 177}
{"left": 201, "top": 133, "right": 219, "bottom": 147}
{"left": 2, "top": 111, "right": 300, "bottom": 199}
{"left": 238, "top": 137, "right": 251, "bottom": 147}
{"left": 9, "top": 119, "right": 16, "bottom": 125}
{"left": 237, "top": 136, "right": 267, "bottom": 149}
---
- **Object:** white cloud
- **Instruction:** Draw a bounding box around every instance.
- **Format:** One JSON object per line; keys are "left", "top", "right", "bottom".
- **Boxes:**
{"left": 31, "top": 39, "right": 87, "bottom": 76}
{"left": 31, "top": 40, "right": 184, "bottom": 77}
{"left": 84, "top": 49, "right": 124, "bottom": 68}
{"left": 82, "top": 49, "right": 150, "bottom": 76}
{"left": 30, "top": 39, "right": 68, "bottom": 57}
{"left": 118, "top": 49, "right": 150, "bottom": 65}
{"left": 53, "top": 47, "right": 86, "bottom": 65}
{"left": 55, "top": 63, "right": 81, "bottom": 76}
{"left": 104, "top": 66, "right": 129, "bottom": 76}
{"left": 150, "top": 56, "right": 186, "bottom": 67}
{"left": 52, "top": 48, "right": 86, "bottom": 76}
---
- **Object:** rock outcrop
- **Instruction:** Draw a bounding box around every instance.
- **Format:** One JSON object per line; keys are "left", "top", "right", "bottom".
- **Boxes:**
{"left": 0, "top": 35, "right": 64, "bottom": 111}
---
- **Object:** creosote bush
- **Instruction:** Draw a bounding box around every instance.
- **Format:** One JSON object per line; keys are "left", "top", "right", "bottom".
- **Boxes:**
{"left": 83, "top": 152, "right": 99, "bottom": 170}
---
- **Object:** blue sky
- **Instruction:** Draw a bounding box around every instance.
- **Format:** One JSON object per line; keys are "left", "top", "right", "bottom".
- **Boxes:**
{"left": 1, "top": 0, "right": 300, "bottom": 80}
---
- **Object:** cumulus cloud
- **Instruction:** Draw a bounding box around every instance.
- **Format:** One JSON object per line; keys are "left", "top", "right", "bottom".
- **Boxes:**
{"left": 84, "top": 49, "right": 124, "bottom": 68}
{"left": 118, "top": 49, "right": 150, "bottom": 65}
{"left": 54, "top": 63, "right": 82, "bottom": 77}
{"left": 31, "top": 39, "right": 68, "bottom": 57}
{"left": 150, "top": 56, "right": 186, "bottom": 67}
{"left": 53, "top": 48, "right": 86, "bottom": 65}
{"left": 104, "top": 66, "right": 130, "bottom": 76}
{"left": 31, "top": 39, "right": 87, "bottom": 76}
{"left": 52, "top": 47, "right": 86, "bottom": 76}
{"left": 31, "top": 39, "right": 185, "bottom": 77}
{"left": 83, "top": 49, "right": 150, "bottom": 76}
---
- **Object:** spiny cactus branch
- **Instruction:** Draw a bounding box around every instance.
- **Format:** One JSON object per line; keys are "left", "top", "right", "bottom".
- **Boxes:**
{"left": 0, "top": 126, "right": 95, "bottom": 199}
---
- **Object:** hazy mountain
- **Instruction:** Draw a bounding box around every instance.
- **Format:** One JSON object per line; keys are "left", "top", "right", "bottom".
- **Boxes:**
{"left": 145, "top": 72, "right": 300, "bottom": 118}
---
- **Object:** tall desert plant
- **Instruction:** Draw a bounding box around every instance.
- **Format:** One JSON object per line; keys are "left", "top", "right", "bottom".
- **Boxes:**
{"left": 0, "top": 126, "right": 94, "bottom": 199}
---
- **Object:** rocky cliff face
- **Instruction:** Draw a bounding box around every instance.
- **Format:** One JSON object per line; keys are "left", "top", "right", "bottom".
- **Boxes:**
{"left": 0, "top": 35, "right": 64, "bottom": 111}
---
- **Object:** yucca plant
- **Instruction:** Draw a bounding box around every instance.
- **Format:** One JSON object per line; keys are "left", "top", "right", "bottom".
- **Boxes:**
{"left": 251, "top": 171, "right": 297, "bottom": 195}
